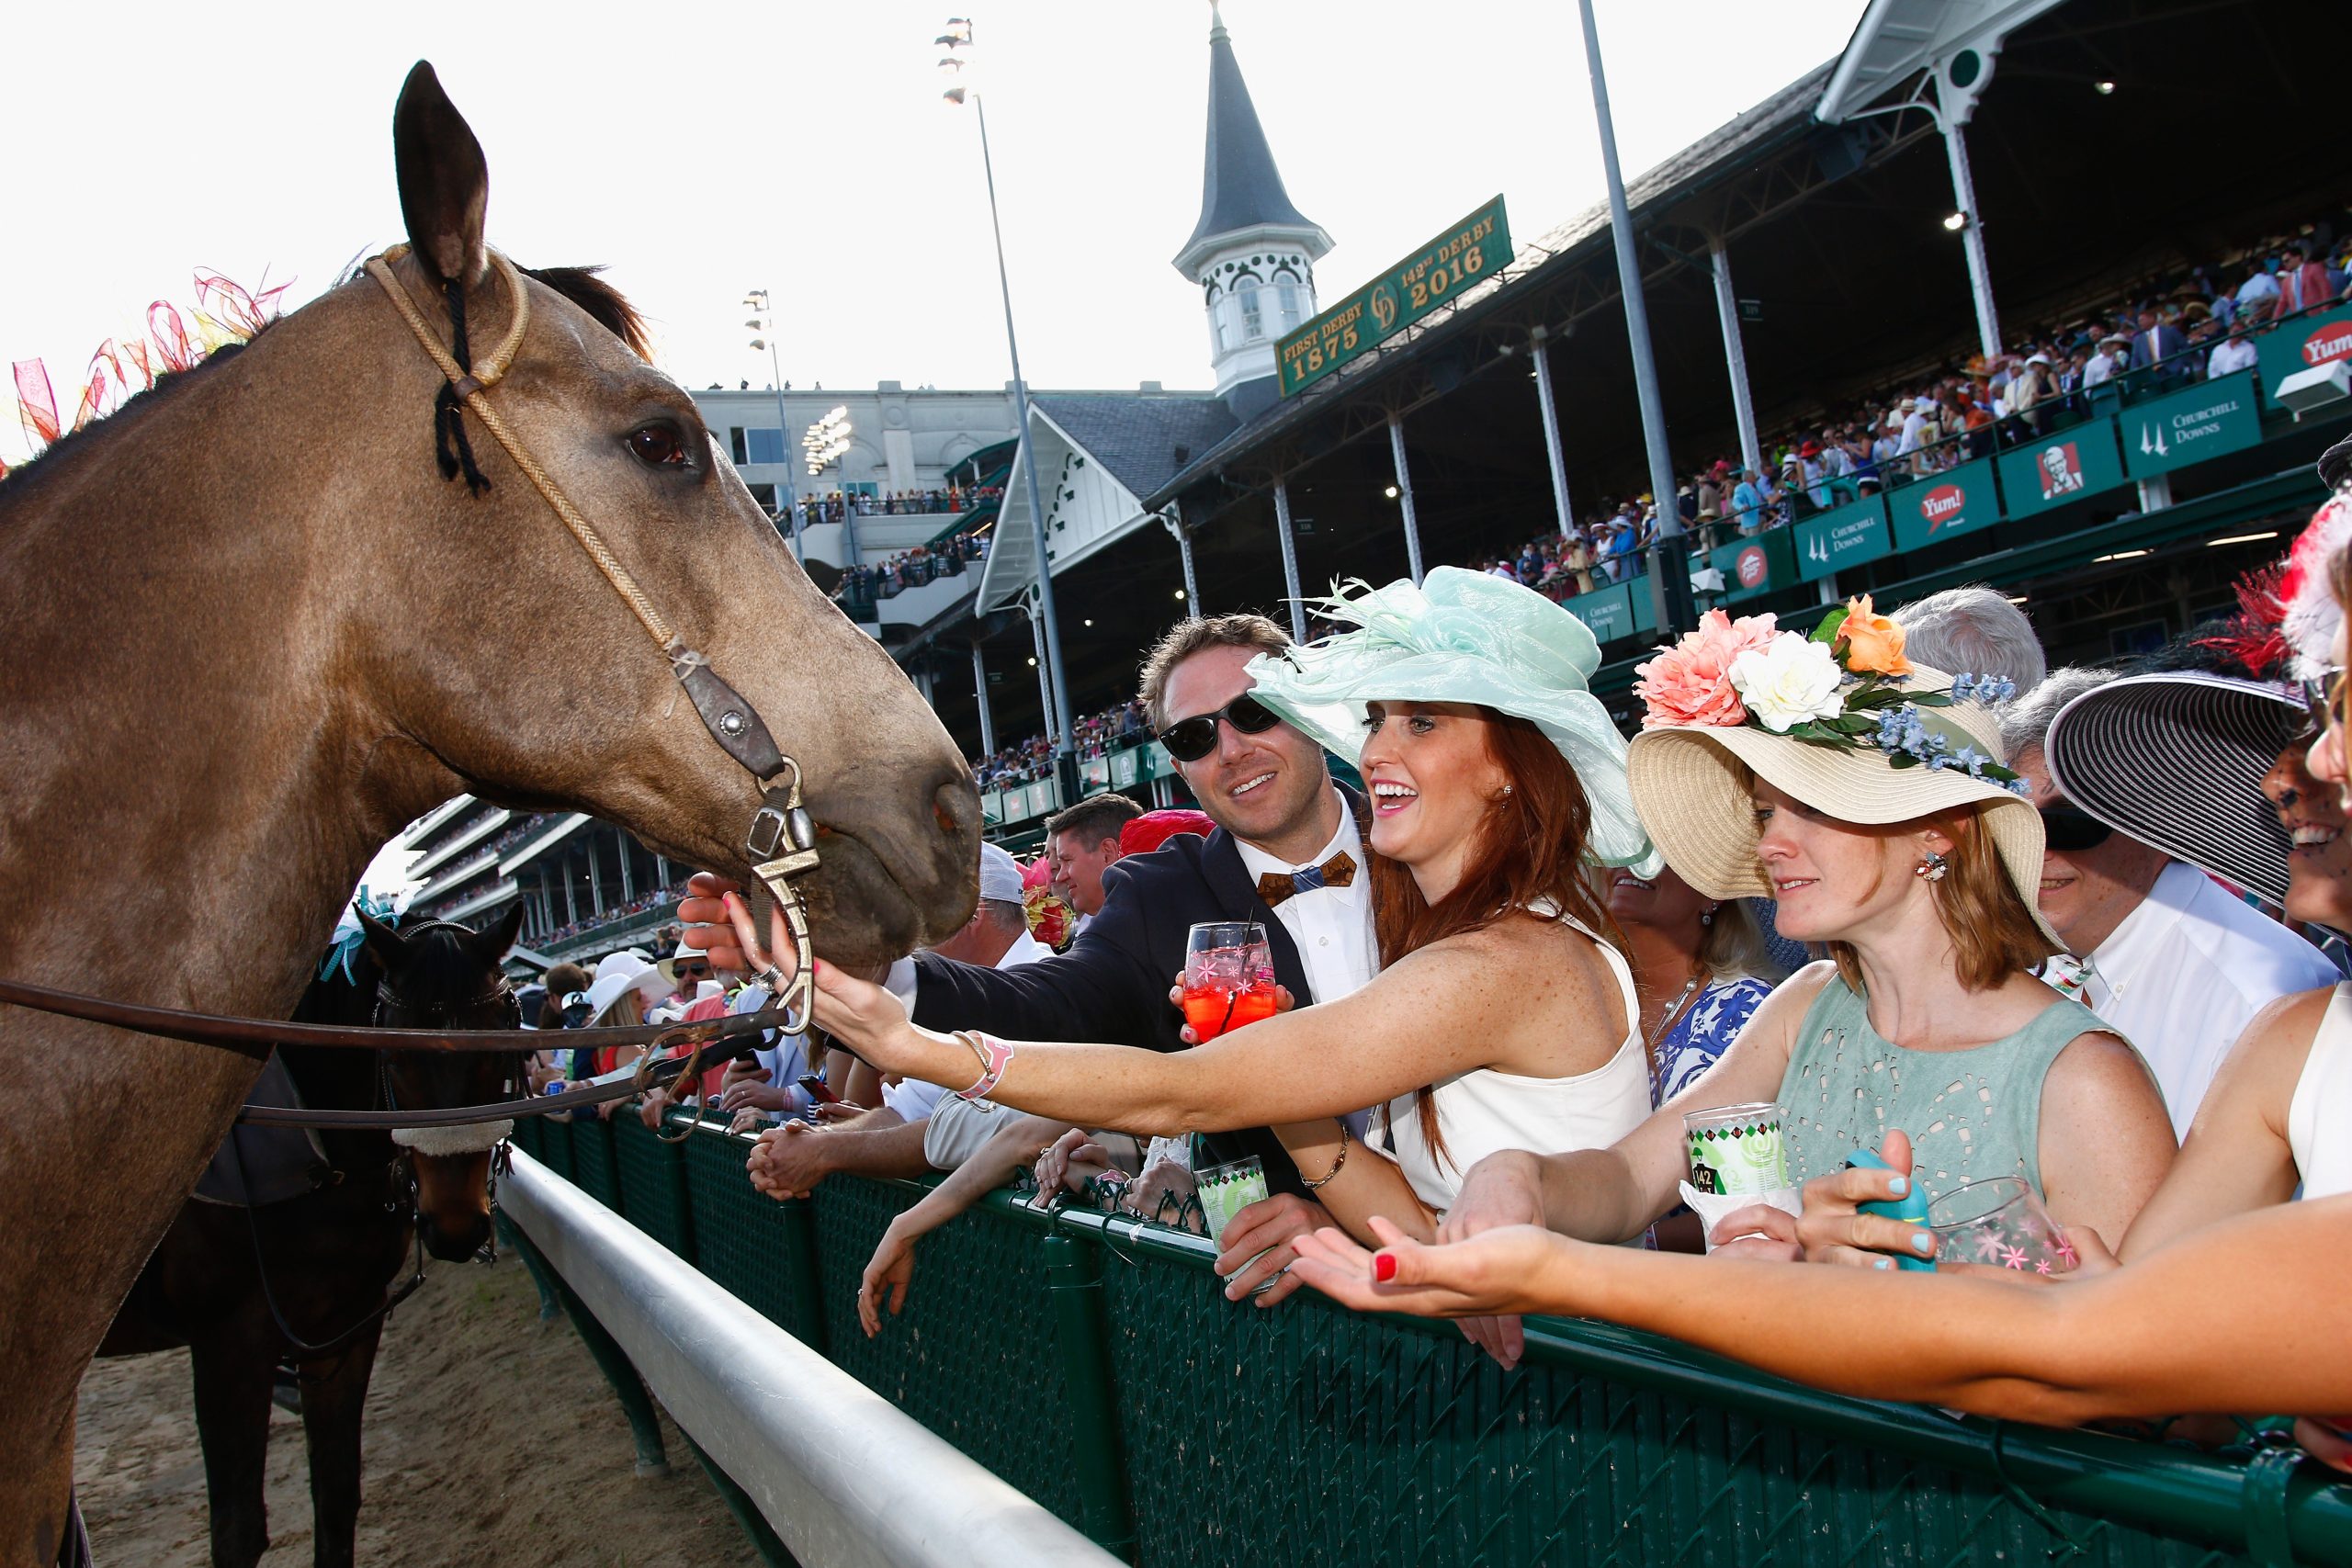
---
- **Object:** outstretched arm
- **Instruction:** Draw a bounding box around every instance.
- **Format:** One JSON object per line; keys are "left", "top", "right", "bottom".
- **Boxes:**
{"left": 858, "top": 1111, "right": 1074, "bottom": 1335}
{"left": 1290, "top": 1197, "right": 2352, "bottom": 1431}
{"left": 758, "top": 900, "right": 1614, "bottom": 1140}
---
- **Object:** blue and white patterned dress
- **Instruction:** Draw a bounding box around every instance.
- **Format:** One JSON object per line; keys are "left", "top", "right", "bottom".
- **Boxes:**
{"left": 1648, "top": 975, "right": 1776, "bottom": 1108}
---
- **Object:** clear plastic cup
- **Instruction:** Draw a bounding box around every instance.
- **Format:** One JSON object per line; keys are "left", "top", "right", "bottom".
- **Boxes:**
{"left": 1928, "top": 1177, "right": 2077, "bottom": 1275}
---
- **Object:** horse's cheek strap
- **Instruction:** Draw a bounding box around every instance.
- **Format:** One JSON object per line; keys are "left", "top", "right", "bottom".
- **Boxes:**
{"left": 673, "top": 652, "right": 787, "bottom": 781}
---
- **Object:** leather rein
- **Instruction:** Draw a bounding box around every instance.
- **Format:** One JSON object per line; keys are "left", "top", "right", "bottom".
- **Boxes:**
{"left": 0, "top": 246, "right": 824, "bottom": 1138}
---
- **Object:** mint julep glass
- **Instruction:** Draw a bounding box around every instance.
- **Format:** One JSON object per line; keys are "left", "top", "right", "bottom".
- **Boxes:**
{"left": 1682, "top": 1101, "right": 1789, "bottom": 1197}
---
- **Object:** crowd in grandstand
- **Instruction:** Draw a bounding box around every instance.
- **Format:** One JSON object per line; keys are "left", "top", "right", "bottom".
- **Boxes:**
{"left": 781, "top": 485, "right": 1001, "bottom": 533}
{"left": 970, "top": 697, "right": 1150, "bottom": 788}
{"left": 1464, "top": 224, "right": 2352, "bottom": 603}
{"left": 833, "top": 531, "right": 992, "bottom": 609}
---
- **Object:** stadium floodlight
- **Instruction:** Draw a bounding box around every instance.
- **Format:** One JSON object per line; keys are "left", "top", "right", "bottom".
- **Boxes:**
{"left": 1384, "top": 485, "right": 1399, "bottom": 499}
{"left": 803, "top": 406, "right": 854, "bottom": 477}
{"left": 2095, "top": 80, "right": 2116, "bottom": 96}
{"left": 1942, "top": 211, "right": 1968, "bottom": 232}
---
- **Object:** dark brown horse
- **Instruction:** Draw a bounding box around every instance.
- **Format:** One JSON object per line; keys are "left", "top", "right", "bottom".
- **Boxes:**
{"left": 98, "top": 907, "right": 525, "bottom": 1568}
{"left": 1, "top": 62, "right": 978, "bottom": 1565}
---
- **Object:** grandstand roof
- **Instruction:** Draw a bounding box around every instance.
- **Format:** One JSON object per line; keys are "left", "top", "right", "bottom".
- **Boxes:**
{"left": 1816, "top": 0, "right": 2068, "bottom": 125}
{"left": 1174, "top": 4, "right": 1331, "bottom": 272}
{"left": 1031, "top": 394, "right": 1239, "bottom": 502}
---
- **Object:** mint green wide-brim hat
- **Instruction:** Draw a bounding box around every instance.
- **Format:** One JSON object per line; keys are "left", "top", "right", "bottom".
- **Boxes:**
{"left": 1244, "top": 567, "right": 1661, "bottom": 874}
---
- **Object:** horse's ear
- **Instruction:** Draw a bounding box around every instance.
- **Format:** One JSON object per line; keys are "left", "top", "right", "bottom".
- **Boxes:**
{"left": 392, "top": 61, "right": 489, "bottom": 286}
{"left": 356, "top": 907, "right": 409, "bottom": 972}
{"left": 474, "top": 902, "right": 526, "bottom": 965}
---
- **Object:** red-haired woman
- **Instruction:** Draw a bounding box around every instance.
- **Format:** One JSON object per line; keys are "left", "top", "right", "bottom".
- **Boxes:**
{"left": 729, "top": 570, "right": 1663, "bottom": 1294}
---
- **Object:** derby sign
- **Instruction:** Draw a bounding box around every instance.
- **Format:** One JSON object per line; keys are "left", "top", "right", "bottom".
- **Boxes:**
{"left": 2123, "top": 371, "right": 2261, "bottom": 478}
{"left": 1275, "top": 197, "right": 1513, "bottom": 398}
{"left": 1892, "top": 457, "right": 1998, "bottom": 550}
{"left": 1796, "top": 493, "right": 1892, "bottom": 581}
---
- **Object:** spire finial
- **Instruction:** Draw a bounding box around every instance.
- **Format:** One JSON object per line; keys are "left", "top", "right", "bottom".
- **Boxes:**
{"left": 1208, "top": 0, "right": 1228, "bottom": 43}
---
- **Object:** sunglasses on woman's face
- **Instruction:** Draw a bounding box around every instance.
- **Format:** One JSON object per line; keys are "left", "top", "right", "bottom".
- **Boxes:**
{"left": 2039, "top": 805, "right": 2115, "bottom": 852}
{"left": 1155, "top": 694, "right": 1283, "bottom": 763}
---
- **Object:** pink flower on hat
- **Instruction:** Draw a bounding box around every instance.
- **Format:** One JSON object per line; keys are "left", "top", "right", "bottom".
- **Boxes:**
{"left": 1634, "top": 608, "right": 1779, "bottom": 728}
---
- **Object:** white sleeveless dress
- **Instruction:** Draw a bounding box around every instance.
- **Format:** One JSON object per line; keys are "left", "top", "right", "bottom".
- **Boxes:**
{"left": 2289, "top": 982, "right": 2352, "bottom": 1200}
{"left": 1374, "top": 904, "right": 1651, "bottom": 1214}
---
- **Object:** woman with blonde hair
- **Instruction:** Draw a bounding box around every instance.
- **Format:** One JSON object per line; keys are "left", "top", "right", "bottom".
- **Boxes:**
{"left": 1299, "top": 602, "right": 2175, "bottom": 1364}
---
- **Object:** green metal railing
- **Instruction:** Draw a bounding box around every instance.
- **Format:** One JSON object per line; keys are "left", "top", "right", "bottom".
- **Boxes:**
{"left": 504, "top": 1112, "right": 2352, "bottom": 1567}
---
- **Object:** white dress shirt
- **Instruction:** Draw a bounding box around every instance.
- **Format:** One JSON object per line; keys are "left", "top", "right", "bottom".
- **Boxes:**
{"left": 1231, "top": 797, "right": 1379, "bottom": 1016}
{"left": 2207, "top": 335, "right": 2259, "bottom": 378}
{"left": 2083, "top": 862, "right": 2338, "bottom": 1137}
{"left": 882, "top": 928, "right": 1049, "bottom": 1124}
{"left": 1233, "top": 795, "right": 1381, "bottom": 1139}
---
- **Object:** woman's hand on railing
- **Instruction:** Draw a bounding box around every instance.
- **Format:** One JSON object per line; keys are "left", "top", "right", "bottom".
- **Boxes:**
{"left": 1290, "top": 1215, "right": 1563, "bottom": 1319}
{"left": 1434, "top": 1154, "right": 1548, "bottom": 1368}
{"left": 1035, "top": 1128, "right": 1103, "bottom": 1196}
{"left": 859, "top": 1215, "right": 919, "bottom": 1337}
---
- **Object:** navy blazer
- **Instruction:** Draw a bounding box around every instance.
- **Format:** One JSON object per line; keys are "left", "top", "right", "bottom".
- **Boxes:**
{"left": 910, "top": 786, "right": 1368, "bottom": 1195}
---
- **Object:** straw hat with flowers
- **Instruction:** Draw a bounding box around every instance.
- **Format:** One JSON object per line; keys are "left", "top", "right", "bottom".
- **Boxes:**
{"left": 1626, "top": 597, "right": 2057, "bottom": 945}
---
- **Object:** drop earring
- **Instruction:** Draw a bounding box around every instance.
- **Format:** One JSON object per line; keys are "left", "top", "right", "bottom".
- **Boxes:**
{"left": 1914, "top": 850, "right": 1949, "bottom": 883}
{"left": 1701, "top": 904, "right": 1717, "bottom": 928}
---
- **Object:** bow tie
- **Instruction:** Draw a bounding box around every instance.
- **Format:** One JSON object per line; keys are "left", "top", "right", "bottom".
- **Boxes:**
{"left": 1257, "top": 851, "right": 1357, "bottom": 908}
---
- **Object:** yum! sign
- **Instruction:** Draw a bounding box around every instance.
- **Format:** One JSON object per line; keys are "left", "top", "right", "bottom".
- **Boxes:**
{"left": 1892, "top": 457, "right": 1998, "bottom": 550}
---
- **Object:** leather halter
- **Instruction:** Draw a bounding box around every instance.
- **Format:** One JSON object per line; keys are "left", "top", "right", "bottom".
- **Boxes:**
{"left": 0, "top": 246, "right": 824, "bottom": 1068}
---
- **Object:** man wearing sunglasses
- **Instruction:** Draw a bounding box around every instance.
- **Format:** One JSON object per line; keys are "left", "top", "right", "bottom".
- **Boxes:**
{"left": 2004, "top": 669, "right": 2336, "bottom": 1135}
{"left": 684, "top": 613, "right": 1372, "bottom": 1300}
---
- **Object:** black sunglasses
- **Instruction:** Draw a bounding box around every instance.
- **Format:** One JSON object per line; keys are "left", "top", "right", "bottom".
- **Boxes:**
{"left": 1156, "top": 694, "right": 1283, "bottom": 763}
{"left": 2040, "top": 805, "right": 2114, "bottom": 852}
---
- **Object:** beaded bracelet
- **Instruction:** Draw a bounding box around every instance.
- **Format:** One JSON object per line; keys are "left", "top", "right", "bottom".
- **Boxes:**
{"left": 1300, "top": 1119, "right": 1351, "bottom": 1190}
{"left": 952, "top": 1030, "right": 1015, "bottom": 1101}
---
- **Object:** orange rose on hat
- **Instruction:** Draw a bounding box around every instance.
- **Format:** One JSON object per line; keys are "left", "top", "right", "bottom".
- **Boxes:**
{"left": 1836, "top": 593, "right": 1914, "bottom": 677}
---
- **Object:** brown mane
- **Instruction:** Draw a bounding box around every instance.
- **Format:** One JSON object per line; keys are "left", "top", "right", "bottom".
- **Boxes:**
{"left": 520, "top": 265, "right": 652, "bottom": 359}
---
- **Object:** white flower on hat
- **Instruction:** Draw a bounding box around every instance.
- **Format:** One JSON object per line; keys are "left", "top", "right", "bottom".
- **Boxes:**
{"left": 1728, "top": 633, "right": 1845, "bottom": 733}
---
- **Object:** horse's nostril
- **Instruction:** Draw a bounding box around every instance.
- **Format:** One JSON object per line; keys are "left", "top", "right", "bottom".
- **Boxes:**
{"left": 936, "top": 804, "right": 958, "bottom": 836}
{"left": 933, "top": 779, "right": 979, "bottom": 839}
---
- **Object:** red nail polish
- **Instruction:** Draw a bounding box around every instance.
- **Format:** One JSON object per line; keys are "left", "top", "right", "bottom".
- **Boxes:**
{"left": 1373, "top": 1252, "right": 1397, "bottom": 1283}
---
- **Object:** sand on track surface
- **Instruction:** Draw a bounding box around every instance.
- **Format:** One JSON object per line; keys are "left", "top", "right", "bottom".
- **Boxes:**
{"left": 74, "top": 1250, "right": 755, "bottom": 1567}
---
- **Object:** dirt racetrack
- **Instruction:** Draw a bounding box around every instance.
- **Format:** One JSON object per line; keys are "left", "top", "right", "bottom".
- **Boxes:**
{"left": 74, "top": 1251, "right": 755, "bottom": 1567}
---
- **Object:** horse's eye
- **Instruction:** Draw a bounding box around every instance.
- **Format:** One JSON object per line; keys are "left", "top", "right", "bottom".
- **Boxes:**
{"left": 627, "top": 423, "right": 688, "bottom": 468}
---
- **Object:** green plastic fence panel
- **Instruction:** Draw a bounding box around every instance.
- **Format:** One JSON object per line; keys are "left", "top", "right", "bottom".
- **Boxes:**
{"left": 611, "top": 1114, "right": 697, "bottom": 1262}
{"left": 536, "top": 1114, "right": 575, "bottom": 1182}
{"left": 1081, "top": 1227, "right": 2237, "bottom": 1568}
{"left": 678, "top": 1123, "right": 818, "bottom": 1339}
{"left": 568, "top": 1112, "right": 624, "bottom": 1213}
{"left": 508, "top": 1114, "right": 542, "bottom": 1161}
{"left": 806, "top": 1175, "right": 1086, "bottom": 1526}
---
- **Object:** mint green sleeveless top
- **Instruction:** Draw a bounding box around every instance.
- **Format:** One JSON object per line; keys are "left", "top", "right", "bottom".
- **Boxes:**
{"left": 1776, "top": 976, "right": 2110, "bottom": 1201}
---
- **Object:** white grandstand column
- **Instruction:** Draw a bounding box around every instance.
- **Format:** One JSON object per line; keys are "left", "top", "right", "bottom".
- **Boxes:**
{"left": 588, "top": 846, "right": 604, "bottom": 917}
{"left": 1942, "top": 118, "right": 2003, "bottom": 359}
{"left": 971, "top": 644, "right": 997, "bottom": 757}
{"left": 1025, "top": 593, "right": 1057, "bottom": 739}
{"left": 1386, "top": 413, "right": 1426, "bottom": 585}
{"left": 1163, "top": 507, "right": 1201, "bottom": 612}
{"left": 561, "top": 857, "right": 578, "bottom": 926}
{"left": 1709, "top": 238, "right": 1765, "bottom": 477}
{"left": 1529, "top": 328, "right": 1576, "bottom": 538}
{"left": 619, "top": 842, "right": 634, "bottom": 904}
{"left": 1271, "top": 479, "right": 1307, "bottom": 643}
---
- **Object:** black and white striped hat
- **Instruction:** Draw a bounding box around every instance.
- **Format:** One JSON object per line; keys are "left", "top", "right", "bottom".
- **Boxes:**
{"left": 2042, "top": 671, "right": 2304, "bottom": 908}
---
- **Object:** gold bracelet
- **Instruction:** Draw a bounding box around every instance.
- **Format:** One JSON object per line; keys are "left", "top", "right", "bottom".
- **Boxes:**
{"left": 1299, "top": 1119, "right": 1351, "bottom": 1190}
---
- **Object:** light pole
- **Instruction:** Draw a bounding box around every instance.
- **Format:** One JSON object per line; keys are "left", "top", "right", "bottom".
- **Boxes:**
{"left": 742, "top": 290, "right": 801, "bottom": 556}
{"left": 803, "top": 404, "right": 858, "bottom": 564}
{"left": 1575, "top": 0, "right": 1692, "bottom": 637}
{"left": 936, "top": 16, "right": 1076, "bottom": 789}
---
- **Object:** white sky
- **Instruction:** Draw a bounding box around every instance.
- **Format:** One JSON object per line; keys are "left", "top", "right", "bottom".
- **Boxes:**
{"left": 5, "top": 0, "right": 1866, "bottom": 467}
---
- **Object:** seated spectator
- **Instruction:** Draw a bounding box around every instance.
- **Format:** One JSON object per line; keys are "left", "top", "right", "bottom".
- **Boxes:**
{"left": 2002, "top": 669, "right": 2336, "bottom": 1135}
